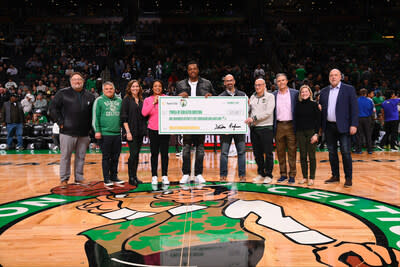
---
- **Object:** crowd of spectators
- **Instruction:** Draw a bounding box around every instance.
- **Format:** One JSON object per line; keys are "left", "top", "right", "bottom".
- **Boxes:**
{"left": 0, "top": 18, "right": 399, "bottom": 150}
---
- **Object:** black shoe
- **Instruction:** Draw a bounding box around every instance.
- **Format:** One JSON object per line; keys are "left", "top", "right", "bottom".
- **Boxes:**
{"left": 129, "top": 177, "right": 136, "bottom": 186}
{"left": 324, "top": 176, "right": 340, "bottom": 184}
{"left": 277, "top": 176, "right": 288, "bottom": 183}
{"left": 112, "top": 178, "right": 124, "bottom": 184}
{"left": 129, "top": 177, "right": 142, "bottom": 186}
{"left": 344, "top": 180, "right": 352, "bottom": 187}
{"left": 104, "top": 179, "right": 113, "bottom": 186}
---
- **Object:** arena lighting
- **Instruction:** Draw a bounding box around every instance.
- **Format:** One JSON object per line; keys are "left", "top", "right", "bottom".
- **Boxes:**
{"left": 382, "top": 35, "right": 395, "bottom": 39}
{"left": 123, "top": 36, "right": 137, "bottom": 43}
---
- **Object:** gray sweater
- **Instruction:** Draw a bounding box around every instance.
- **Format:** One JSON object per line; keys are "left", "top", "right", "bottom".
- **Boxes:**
{"left": 249, "top": 91, "right": 275, "bottom": 127}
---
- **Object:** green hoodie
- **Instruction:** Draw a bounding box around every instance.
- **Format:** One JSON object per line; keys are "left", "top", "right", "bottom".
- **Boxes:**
{"left": 92, "top": 94, "right": 122, "bottom": 135}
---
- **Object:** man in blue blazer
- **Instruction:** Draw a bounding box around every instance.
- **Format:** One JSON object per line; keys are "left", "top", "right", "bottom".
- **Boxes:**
{"left": 319, "top": 69, "right": 358, "bottom": 187}
{"left": 272, "top": 73, "right": 299, "bottom": 184}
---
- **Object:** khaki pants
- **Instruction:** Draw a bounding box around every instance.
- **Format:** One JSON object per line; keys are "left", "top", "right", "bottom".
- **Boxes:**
{"left": 275, "top": 122, "right": 297, "bottom": 177}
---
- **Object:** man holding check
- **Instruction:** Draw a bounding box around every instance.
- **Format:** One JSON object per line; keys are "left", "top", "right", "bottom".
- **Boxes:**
{"left": 176, "top": 60, "right": 215, "bottom": 184}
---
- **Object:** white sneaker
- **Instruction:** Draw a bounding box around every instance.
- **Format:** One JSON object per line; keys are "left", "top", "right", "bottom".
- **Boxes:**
{"left": 162, "top": 176, "right": 170, "bottom": 185}
{"left": 151, "top": 184, "right": 158, "bottom": 191}
{"left": 253, "top": 175, "right": 264, "bottom": 183}
{"left": 195, "top": 174, "right": 206, "bottom": 184}
{"left": 104, "top": 180, "right": 113, "bottom": 187}
{"left": 180, "top": 174, "right": 190, "bottom": 184}
{"left": 263, "top": 176, "right": 273, "bottom": 184}
{"left": 151, "top": 176, "right": 158, "bottom": 185}
{"left": 162, "top": 184, "right": 169, "bottom": 190}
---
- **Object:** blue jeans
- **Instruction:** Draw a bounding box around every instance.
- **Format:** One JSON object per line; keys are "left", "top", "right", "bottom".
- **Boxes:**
{"left": 325, "top": 122, "right": 353, "bottom": 180}
{"left": 220, "top": 134, "right": 246, "bottom": 177}
{"left": 6, "top": 123, "right": 23, "bottom": 147}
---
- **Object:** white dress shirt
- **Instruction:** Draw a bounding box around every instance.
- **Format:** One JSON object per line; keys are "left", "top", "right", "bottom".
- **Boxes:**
{"left": 327, "top": 82, "right": 341, "bottom": 122}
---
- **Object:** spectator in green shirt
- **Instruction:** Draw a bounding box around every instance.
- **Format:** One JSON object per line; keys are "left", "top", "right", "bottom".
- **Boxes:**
{"left": 373, "top": 91, "right": 385, "bottom": 115}
{"left": 85, "top": 75, "right": 97, "bottom": 91}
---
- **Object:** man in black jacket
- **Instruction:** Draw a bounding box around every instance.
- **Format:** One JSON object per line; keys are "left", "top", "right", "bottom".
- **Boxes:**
{"left": 1, "top": 94, "right": 24, "bottom": 150}
{"left": 218, "top": 74, "right": 247, "bottom": 182}
{"left": 176, "top": 61, "right": 215, "bottom": 184}
{"left": 50, "top": 72, "right": 95, "bottom": 186}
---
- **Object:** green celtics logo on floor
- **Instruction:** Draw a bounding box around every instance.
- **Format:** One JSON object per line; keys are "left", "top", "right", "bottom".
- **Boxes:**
{"left": 0, "top": 182, "right": 399, "bottom": 266}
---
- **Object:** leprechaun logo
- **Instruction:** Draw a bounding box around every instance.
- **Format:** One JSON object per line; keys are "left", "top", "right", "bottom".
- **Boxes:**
{"left": 0, "top": 182, "right": 399, "bottom": 267}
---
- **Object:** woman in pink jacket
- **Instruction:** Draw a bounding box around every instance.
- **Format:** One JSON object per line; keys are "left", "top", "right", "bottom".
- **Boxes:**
{"left": 142, "top": 80, "right": 170, "bottom": 185}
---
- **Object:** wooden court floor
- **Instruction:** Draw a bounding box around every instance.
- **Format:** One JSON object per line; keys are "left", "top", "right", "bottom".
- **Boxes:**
{"left": 0, "top": 150, "right": 399, "bottom": 267}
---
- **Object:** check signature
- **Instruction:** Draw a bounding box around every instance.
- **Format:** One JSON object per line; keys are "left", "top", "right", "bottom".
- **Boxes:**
{"left": 215, "top": 124, "right": 226, "bottom": 129}
{"left": 229, "top": 123, "right": 241, "bottom": 130}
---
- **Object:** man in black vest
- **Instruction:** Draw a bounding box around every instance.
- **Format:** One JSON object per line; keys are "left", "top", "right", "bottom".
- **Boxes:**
{"left": 1, "top": 94, "right": 24, "bottom": 150}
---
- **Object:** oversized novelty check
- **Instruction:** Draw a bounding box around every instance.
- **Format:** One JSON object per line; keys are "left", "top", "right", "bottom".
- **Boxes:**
{"left": 159, "top": 96, "right": 248, "bottom": 134}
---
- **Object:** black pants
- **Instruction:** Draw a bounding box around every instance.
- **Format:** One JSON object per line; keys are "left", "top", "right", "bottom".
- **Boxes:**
{"left": 182, "top": 134, "right": 205, "bottom": 176}
{"left": 296, "top": 129, "right": 316, "bottom": 179}
{"left": 356, "top": 116, "right": 373, "bottom": 152}
{"left": 250, "top": 127, "right": 274, "bottom": 178}
{"left": 380, "top": 120, "right": 399, "bottom": 149}
{"left": 127, "top": 135, "right": 144, "bottom": 179}
{"left": 99, "top": 135, "right": 121, "bottom": 181}
{"left": 148, "top": 129, "right": 170, "bottom": 177}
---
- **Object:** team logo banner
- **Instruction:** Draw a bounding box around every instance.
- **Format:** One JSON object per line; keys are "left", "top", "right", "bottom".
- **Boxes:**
{"left": 159, "top": 96, "right": 248, "bottom": 134}
{"left": 0, "top": 183, "right": 400, "bottom": 266}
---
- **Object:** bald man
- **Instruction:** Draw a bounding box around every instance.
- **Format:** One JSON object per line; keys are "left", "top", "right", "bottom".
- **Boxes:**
{"left": 319, "top": 69, "right": 358, "bottom": 188}
{"left": 218, "top": 74, "right": 247, "bottom": 182}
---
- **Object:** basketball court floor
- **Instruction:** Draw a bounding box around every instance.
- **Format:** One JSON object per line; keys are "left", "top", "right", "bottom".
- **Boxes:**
{"left": 0, "top": 149, "right": 399, "bottom": 267}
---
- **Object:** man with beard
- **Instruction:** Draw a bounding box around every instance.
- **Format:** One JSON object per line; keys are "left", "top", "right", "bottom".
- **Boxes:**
{"left": 50, "top": 72, "right": 95, "bottom": 186}
{"left": 218, "top": 74, "right": 247, "bottom": 182}
{"left": 176, "top": 61, "right": 215, "bottom": 184}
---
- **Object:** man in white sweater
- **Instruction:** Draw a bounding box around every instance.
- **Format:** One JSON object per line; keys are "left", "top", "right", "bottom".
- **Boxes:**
{"left": 245, "top": 78, "right": 275, "bottom": 183}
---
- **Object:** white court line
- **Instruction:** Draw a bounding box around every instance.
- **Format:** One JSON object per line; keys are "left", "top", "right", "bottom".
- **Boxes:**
{"left": 111, "top": 258, "right": 197, "bottom": 267}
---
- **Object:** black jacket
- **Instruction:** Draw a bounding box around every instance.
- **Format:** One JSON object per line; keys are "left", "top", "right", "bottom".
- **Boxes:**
{"left": 219, "top": 88, "right": 247, "bottom": 97}
{"left": 120, "top": 96, "right": 147, "bottom": 137}
{"left": 1, "top": 101, "right": 24, "bottom": 124}
{"left": 175, "top": 77, "right": 215, "bottom": 96}
{"left": 294, "top": 98, "right": 321, "bottom": 134}
{"left": 49, "top": 87, "right": 95, "bottom": 136}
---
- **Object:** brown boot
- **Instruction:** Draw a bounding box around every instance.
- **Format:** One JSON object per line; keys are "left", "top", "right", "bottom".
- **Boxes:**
{"left": 324, "top": 176, "right": 340, "bottom": 184}
{"left": 344, "top": 180, "right": 352, "bottom": 188}
{"left": 60, "top": 180, "right": 68, "bottom": 187}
